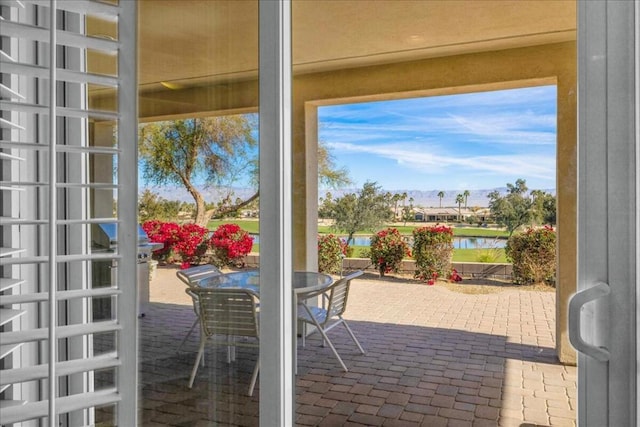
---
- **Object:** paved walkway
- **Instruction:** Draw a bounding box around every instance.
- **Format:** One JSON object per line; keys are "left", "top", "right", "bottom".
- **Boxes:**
{"left": 137, "top": 266, "right": 576, "bottom": 426}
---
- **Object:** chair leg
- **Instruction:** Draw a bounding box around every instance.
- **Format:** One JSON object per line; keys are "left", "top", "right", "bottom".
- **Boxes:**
{"left": 248, "top": 359, "right": 260, "bottom": 396}
{"left": 177, "top": 318, "right": 198, "bottom": 353}
{"left": 310, "top": 318, "right": 348, "bottom": 372}
{"left": 188, "top": 337, "right": 207, "bottom": 388}
{"left": 341, "top": 318, "right": 365, "bottom": 354}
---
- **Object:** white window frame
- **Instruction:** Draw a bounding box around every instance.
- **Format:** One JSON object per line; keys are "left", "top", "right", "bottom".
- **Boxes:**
{"left": 258, "top": 1, "right": 295, "bottom": 425}
{"left": 0, "top": 1, "right": 138, "bottom": 425}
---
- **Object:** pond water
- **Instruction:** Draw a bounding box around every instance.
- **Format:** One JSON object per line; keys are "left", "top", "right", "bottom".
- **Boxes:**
{"left": 251, "top": 234, "right": 506, "bottom": 249}
{"left": 348, "top": 236, "right": 506, "bottom": 249}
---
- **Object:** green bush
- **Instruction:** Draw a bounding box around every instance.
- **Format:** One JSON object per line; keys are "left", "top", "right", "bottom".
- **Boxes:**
{"left": 317, "top": 234, "right": 347, "bottom": 274}
{"left": 412, "top": 225, "right": 454, "bottom": 282}
{"left": 475, "top": 238, "right": 503, "bottom": 263}
{"left": 505, "top": 226, "right": 556, "bottom": 286}
{"left": 370, "top": 228, "right": 410, "bottom": 277}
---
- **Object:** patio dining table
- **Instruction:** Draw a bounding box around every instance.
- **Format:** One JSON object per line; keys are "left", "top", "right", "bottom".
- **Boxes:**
{"left": 190, "top": 269, "right": 334, "bottom": 373}
{"left": 191, "top": 269, "right": 333, "bottom": 296}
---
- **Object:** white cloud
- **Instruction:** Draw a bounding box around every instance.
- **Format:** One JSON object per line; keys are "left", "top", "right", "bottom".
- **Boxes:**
{"left": 326, "top": 141, "right": 555, "bottom": 181}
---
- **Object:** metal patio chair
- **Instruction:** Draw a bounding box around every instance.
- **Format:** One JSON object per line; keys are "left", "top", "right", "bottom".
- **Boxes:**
{"left": 297, "top": 270, "right": 365, "bottom": 372}
{"left": 187, "top": 287, "right": 260, "bottom": 396}
{"left": 176, "top": 265, "right": 223, "bottom": 352}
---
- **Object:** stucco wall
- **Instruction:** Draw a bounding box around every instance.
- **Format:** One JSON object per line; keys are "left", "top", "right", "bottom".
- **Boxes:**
{"left": 292, "top": 42, "right": 576, "bottom": 364}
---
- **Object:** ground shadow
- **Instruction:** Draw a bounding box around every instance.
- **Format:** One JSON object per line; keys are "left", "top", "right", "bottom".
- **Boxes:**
{"left": 130, "top": 301, "right": 573, "bottom": 426}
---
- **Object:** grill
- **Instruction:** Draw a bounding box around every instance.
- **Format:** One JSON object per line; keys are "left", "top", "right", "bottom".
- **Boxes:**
{"left": 92, "top": 223, "right": 162, "bottom": 316}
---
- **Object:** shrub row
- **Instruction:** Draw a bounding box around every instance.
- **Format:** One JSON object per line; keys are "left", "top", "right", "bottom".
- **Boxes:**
{"left": 318, "top": 225, "right": 556, "bottom": 286}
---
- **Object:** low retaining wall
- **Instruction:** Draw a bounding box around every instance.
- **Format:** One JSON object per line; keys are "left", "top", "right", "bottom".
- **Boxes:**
{"left": 243, "top": 254, "right": 513, "bottom": 280}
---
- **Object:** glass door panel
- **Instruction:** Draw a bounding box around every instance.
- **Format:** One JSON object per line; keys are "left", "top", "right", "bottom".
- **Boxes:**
{"left": 137, "top": 1, "right": 260, "bottom": 425}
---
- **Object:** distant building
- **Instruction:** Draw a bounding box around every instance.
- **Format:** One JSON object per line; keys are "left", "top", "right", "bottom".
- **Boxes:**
{"left": 411, "top": 207, "right": 492, "bottom": 223}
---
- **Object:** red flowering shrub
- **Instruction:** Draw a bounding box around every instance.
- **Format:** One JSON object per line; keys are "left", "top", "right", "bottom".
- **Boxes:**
{"left": 412, "top": 225, "right": 454, "bottom": 282}
{"left": 174, "top": 223, "right": 210, "bottom": 269}
{"left": 209, "top": 223, "right": 254, "bottom": 266}
{"left": 370, "top": 228, "right": 411, "bottom": 277}
{"left": 505, "top": 225, "right": 556, "bottom": 286}
{"left": 142, "top": 220, "right": 210, "bottom": 268}
{"left": 427, "top": 271, "right": 438, "bottom": 286}
{"left": 318, "top": 234, "right": 348, "bottom": 274}
{"left": 449, "top": 268, "right": 463, "bottom": 282}
{"left": 142, "top": 220, "right": 181, "bottom": 263}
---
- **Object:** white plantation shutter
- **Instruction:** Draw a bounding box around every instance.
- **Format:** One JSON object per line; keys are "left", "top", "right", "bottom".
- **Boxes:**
{"left": 0, "top": 0, "right": 138, "bottom": 425}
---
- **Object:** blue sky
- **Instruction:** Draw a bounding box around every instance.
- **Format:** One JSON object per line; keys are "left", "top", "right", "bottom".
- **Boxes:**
{"left": 318, "top": 85, "right": 557, "bottom": 192}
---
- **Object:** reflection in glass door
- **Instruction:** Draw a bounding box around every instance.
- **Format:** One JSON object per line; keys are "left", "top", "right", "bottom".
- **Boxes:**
{"left": 136, "top": 1, "right": 261, "bottom": 425}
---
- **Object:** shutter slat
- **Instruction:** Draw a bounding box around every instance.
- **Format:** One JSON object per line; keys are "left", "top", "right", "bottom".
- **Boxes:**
{"left": 0, "top": 20, "right": 118, "bottom": 54}
{"left": 0, "top": 82, "right": 26, "bottom": 100}
{"left": 0, "top": 61, "right": 118, "bottom": 87}
{"left": 0, "top": 343, "right": 23, "bottom": 360}
{"left": 0, "top": 140, "right": 121, "bottom": 154}
{"left": 0, "top": 253, "right": 122, "bottom": 266}
{"left": 22, "top": 0, "right": 118, "bottom": 17}
{"left": 0, "top": 247, "right": 26, "bottom": 257}
{"left": 0, "top": 278, "right": 25, "bottom": 292}
{"left": 0, "top": 287, "right": 121, "bottom": 305}
{"left": 0, "top": 389, "right": 121, "bottom": 425}
{"left": 0, "top": 308, "right": 26, "bottom": 326}
{"left": 0, "top": 320, "right": 122, "bottom": 345}
{"left": 1, "top": 352, "right": 121, "bottom": 386}
{"left": 1, "top": 100, "right": 119, "bottom": 121}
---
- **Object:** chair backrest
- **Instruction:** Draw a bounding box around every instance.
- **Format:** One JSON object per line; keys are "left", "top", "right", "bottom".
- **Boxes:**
{"left": 177, "top": 265, "right": 222, "bottom": 288}
{"left": 193, "top": 287, "right": 259, "bottom": 339}
{"left": 325, "top": 270, "right": 363, "bottom": 320}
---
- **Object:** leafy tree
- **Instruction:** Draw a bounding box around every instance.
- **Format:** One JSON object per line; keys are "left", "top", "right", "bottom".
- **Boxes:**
{"left": 139, "top": 115, "right": 258, "bottom": 226}
{"left": 331, "top": 182, "right": 393, "bottom": 245}
{"left": 455, "top": 194, "right": 464, "bottom": 221}
{"left": 437, "top": 191, "right": 445, "bottom": 208}
{"left": 138, "top": 189, "right": 181, "bottom": 222}
{"left": 318, "top": 141, "right": 351, "bottom": 189}
{"left": 531, "top": 190, "right": 557, "bottom": 225}
{"left": 488, "top": 179, "right": 534, "bottom": 237}
{"left": 402, "top": 197, "right": 415, "bottom": 225}
{"left": 318, "top": 192, "right": 336, "bottom": 219}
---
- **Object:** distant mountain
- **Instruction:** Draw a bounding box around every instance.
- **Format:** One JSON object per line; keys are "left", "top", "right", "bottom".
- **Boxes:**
{"left": 141, "top": 186, "right": 258, "bottom": 204}
{"left": 141, "top": 185, "right": 555, "bottom": 208}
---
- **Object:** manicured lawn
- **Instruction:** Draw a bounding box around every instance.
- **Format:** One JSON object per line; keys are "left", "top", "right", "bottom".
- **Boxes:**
{"left": 348, "top": 246, "right": 507, "bottom": 263}
{"left": 453, "top": 248, "right": 507, "bottom": 263}
{"left": 208, "top": 219, "right": 260, "bottom": 234}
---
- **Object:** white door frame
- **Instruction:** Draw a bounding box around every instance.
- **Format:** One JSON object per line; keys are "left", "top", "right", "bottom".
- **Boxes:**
{"left": 571, "top": 1, "right": 638, "bottom": 426}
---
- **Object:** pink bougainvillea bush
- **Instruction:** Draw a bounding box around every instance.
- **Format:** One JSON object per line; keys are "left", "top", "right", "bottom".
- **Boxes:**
{"left": 317, "top": 234, "right": 349, "bottom": 274}
{"left": 412, "top": 225, "right": 454, "bottom": 283}
{"left": 369, "top": 227, "right": 411, "bottom": 277}
{"left": 209, "top": 223, "right": 254, "bottom": 267}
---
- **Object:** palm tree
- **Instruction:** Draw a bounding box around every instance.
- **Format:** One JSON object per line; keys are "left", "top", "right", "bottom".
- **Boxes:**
{"left": 455, "top": 193, "right": 464, "bottom": 221}
{"left": 437, "top": 191, "right": 445, "bottom": 208}
{"left": 463, "top": 190, "right": 470, "bottom": 208}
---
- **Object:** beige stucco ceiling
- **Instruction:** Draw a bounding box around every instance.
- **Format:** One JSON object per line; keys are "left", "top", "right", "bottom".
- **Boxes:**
{"left": 138, "top": 0, "right": 576, "bottom": 92}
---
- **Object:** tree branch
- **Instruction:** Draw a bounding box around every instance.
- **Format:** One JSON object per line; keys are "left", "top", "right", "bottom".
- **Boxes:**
{"left": 206, "top": 190, "right": 260, "bottom": 219}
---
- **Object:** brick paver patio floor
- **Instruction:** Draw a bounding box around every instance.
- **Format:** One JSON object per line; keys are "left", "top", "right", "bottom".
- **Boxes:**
{"left": 137, "top": 267, "right": 576, "bottom": 427}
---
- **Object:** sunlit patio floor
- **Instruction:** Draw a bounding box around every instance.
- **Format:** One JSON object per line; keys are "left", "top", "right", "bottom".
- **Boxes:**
{"left": 137, "top": 266, "right": 576, "bottom": 427}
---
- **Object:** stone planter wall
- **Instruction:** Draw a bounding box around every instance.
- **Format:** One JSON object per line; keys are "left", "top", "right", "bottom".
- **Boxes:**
{"left": 242, "top": 254, "right": 513, "bottom": 280}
